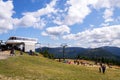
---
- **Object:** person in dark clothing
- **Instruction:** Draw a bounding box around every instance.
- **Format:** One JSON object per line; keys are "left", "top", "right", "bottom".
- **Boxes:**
{"left": 102, "top": 65, "right": 106, "bottom": 74}
{"left": 77, "top": 61, "right": 80, "bottom": 65}
{"left": 10, "top": 48, "right": 15, "bottom": 56}
{"left": 99, "top": 66, "right": 102, "bottom": 73}
{"left": 20, "top": 49, "right": 23, "bottom": 55}
{"left": 99, "top": 63, "right": 102, "bottom": 73}
{"left": 10, "top": 49, "right": 13, "bottom": 56}
{"left": 29, "top": 50, "right": 33, "bottom": 55}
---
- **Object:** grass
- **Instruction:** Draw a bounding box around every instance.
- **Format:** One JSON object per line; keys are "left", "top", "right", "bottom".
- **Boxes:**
{"left": 0, "top": 52, "right": 120, "bottom": 80}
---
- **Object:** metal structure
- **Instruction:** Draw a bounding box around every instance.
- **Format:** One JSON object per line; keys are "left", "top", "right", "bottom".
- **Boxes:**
{"left": 61, "top": 43, "right": 67, "bottom": 61}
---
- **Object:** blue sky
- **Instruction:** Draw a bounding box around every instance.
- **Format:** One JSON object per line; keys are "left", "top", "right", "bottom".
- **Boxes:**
{"left": 0, "top": 0, "right": 120, "bottom": 48}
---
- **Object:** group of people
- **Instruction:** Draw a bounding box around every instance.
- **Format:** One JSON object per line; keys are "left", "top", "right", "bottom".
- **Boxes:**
{"left": 10, "top": 47, "right": 38, "bottom": 56}
{"left": 10, "top": 48, "right": 23, "bottom": 56}
{"left": 99, "top": 63, "right": 106, "bottom": 74}
{"left": 28, "top": 50, "right": 38, "bottom": 56}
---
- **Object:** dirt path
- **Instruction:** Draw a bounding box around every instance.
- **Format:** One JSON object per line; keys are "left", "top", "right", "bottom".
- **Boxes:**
{"left": 0, "top": 51, "right": 10, "bottom": 60}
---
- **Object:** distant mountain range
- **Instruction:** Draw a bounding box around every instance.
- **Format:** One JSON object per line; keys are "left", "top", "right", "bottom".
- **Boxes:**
{"left": 101, "top": 46, "right": 120, "bottom": 56}
{"left": 78, "top": 48, "right": 120, "bottom": 61}
{"left": 36, "top": 46, "right": 120, "bottom": 59}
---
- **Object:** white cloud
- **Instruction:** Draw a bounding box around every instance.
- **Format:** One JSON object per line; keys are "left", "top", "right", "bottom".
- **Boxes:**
{"left": 41, "top": 31, "right": 48, "bottom": 36}
{"left": 46, "top": 25, "right": 70, "bottom": 35}
{"left": 53, "top": 16, "right": 63, "bottom": 25}
{"left": 22, "top": 0, "right": 57, "bottom": 17}
{"left": 100, "top": 23, "right": 110, "bottom": 27}
{"left": 19, "top": 15, "right": 38, "bottom": 27}
{"left": 0, "top": 0, "right": 58, "bottom": 34}
{"left": 14, "top": 14, "right": 46, "bottom": 29}
{"left": 109, "top": 0, "right": 120, "bottom": 8}
{"left": 93, "top": 0, "right": 111, "bottom": 9}
{"left": 17, "top": 0, "right": 120, "bottom": 30}
{"left": 42, "top": 25, "right": 70, "bottom": 39}
{"left": 14, "top": 0, "right": 57, "bottom": 29}
{"left": 92, "top": 0, "right": 120, "bottom": 23}
{"left": 92, "top": 0, "right": 120, "bottom": 9}
{"left": 0, "top": 0, "right": 14, "bottom": 19}
{"left": 0, "top": 0, "right": 14, "bottom": 34}
{"left": 63, "top": 25, "right": 120, "bottom": 48}
{"left": 114, "top": 16, "right": 120, "bottom": 24}
{"left": 63, "top": 0, "right": 119, "bottom": 26}
{"left": 64, "top": 0, "right": 92, "bottom": 25}
{"left": 103, "top": 9, "right": 113, "bottom": 22}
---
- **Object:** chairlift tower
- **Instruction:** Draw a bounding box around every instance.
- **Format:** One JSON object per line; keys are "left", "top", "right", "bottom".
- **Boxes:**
{"left": 61, "top": 43, "right": 67, "bottom": 61}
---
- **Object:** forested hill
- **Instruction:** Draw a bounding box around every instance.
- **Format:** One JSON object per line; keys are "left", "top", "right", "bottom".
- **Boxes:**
{"left": 36, "top": 46, "right": 120, "bottom": 58}
{"left": 36, "top": 47, "right": 86, "bottom": 58}
{"left": 77, "top": 48, "right": 120, "bottom": 62}
{"left": 101, "top": 46, "right": 120, "bottom": 56}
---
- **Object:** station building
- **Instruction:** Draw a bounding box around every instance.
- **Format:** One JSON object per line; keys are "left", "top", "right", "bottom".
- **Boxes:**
{"left": 6, "top": 36, "right": 37, "bottom": 52}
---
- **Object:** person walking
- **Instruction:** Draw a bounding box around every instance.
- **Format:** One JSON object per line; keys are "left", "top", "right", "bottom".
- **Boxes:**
{"left": 102, "top": 64, "right": 106, "bottom": 74}
{"left": 10, "top": 48, "right": 15, "bottom": 56}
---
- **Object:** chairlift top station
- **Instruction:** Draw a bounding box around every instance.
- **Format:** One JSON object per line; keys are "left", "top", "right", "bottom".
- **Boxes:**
{"left": 6, "top": 36, "right": 37, "bottom": 52}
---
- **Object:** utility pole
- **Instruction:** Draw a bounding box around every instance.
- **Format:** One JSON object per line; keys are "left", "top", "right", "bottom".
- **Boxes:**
{"left": 0, "top": 40, "right": 2, "bottom": 51}
{"left": 47, "top": 43, "right": 49, "bottom": 50}
{"left": 36, "top": 42, "right": 42, "bottom": 52}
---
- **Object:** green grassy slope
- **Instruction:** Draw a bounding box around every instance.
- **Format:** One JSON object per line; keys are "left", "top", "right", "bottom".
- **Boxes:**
{"left": 0, "top": 54, "right": 120, "bottom": 80}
